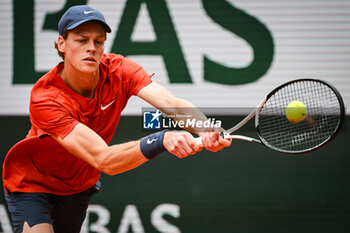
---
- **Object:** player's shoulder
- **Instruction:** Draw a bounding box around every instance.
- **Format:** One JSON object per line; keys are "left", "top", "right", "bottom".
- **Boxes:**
{"left": 101, "top": 53, "right": 125, "bottom": 67}
{"left": 31, "top": 63, "right": 64, "bottom": 102}
{"left": 101, "top": 53, "right": 140, "bottom": 73}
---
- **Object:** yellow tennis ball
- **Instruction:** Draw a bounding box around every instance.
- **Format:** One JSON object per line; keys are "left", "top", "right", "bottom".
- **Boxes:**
{"left": 286, "top": 100, "right": 307, "bottom": 123}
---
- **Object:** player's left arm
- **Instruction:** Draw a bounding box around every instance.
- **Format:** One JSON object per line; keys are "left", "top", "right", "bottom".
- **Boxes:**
{"left": 137, "top": 81, "right": 231, "bottom": 151}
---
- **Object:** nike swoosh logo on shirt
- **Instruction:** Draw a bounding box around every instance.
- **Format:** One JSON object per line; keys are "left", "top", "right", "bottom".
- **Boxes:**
{"left": 101, "top": 99, "right": 116, "bottom": 111}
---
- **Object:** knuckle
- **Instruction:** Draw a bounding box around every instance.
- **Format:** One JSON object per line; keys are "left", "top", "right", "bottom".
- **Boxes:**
{"left": 177, "top": 138, "right": 185, "bottom": 144}
{"left": 173, "top": 144, "right": 180, "bottom": 151}
{"left": 188, "top": 141, "right": 196, "bottom": 148}
{"left": 169, "top": 146, "right": 176, "bottom": 152}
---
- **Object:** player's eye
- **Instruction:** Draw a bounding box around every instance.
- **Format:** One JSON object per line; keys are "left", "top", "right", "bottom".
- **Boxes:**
{"left": 77, "top": 39, "right": 87, "bottom": 43}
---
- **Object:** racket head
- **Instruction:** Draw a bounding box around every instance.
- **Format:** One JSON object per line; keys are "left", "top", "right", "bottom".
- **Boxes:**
{"left": 255, "top": 79, "right": 345, "bottom": 154}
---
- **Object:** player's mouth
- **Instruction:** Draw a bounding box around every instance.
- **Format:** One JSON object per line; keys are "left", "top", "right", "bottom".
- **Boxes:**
{"left": 82, "top": 56, "right": 97, "bottom": 63}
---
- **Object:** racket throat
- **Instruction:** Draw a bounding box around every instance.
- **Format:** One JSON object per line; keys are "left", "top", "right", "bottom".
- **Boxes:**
{"left": 221, "top": 132, "right": 261, "bottom": 144}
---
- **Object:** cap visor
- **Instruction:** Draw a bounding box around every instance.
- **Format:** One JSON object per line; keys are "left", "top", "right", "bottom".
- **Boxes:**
{"left": 66, "top": 19, "right": 111, "bottom": 33}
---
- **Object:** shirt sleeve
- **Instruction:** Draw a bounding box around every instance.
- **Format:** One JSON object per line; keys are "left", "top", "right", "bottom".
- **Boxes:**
{"left": 121, "top": 57, "right": 153, "bottom": 96}
{"left": 30, "top": 97, "right": 79, "bottom": 139}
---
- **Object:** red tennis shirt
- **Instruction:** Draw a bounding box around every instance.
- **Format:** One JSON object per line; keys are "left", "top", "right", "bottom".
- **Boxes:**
{"left": 2, "top": 53, "right": 152, "bottom": 195}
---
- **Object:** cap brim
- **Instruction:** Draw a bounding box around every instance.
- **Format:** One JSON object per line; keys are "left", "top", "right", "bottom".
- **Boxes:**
{"left": 66, "top": 18, "right": 111, "bottom": 33}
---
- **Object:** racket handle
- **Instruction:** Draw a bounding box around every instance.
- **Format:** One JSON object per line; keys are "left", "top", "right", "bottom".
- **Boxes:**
{"left": 194, "top": 137, "right": 203, "bottom": 146}
{"left": 194, "top": 132, "right": 226, "bottom": 147}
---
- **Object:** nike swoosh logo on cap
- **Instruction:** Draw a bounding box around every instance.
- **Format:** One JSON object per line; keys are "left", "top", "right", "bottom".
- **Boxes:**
{"left": 84, "top": 10, "right": 95, "bottom": 14}
{"left": 101, "top": 99, "right": 116, "bottom": 111}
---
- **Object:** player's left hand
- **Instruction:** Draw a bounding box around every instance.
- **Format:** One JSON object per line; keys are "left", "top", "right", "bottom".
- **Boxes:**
{"left": 198, "top": 132, "right": 232, "bottom": 152}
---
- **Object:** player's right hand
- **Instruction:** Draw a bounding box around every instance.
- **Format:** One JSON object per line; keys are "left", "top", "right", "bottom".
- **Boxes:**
{"left": 163, "top": 131, "right": 202, "bottom": 158}
{"left": 197, "top": 131, "right": 232, "bottom": 152}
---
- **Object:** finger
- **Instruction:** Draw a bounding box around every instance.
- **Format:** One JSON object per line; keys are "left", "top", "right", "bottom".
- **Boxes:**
{"left": 208, "top": 132, "right": 219, "bottom": 145}
{"left": 174, "top": 145, "right": 188, "bottom": 158}
{"left": 177, "top": 137, "right": 196, "bottom": 157}
{"left": 219, "top": 136, "right": 232, "bottom": 147}
{"left": 176, "top": 135, "right": 196, "bottom": 155}
{"left": 184, "top": 134, "right": 201, "bottom": 152}
{"left": 204, "top": 132, "right": 220, "bottom": 149}
{"left": 166, "top": 143, "right": 185, "bottom": 158}
{"left": 210, "top": 132, "right": 220, "bottom": 141}
{"left": 203, "top": 133, "right": 213, "bottom": 148}
{"left": 181, "top": 141, "right": 195, "bottom": 155}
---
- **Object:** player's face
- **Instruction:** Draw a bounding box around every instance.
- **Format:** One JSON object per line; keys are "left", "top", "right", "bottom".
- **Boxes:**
{"left": 61, "top": 22, "right": 106, "bottom": 74}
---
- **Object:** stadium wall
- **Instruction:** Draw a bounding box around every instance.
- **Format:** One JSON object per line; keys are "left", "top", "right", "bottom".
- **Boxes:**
{"left": 0, "top": 0, "right": 349, "bottom": 115}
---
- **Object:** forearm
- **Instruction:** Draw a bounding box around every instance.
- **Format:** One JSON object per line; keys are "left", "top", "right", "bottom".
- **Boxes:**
{"left": 53, "top": 123, "right": 149, "bottom": 176}
{"left": 161, "top": 98, "right": 213, "bottom": 136}
{"left": 137, "top": 82, "right": 209, "bottom": 135}
{"left": 96, "top": 140, "right": 148, "bottom": 175}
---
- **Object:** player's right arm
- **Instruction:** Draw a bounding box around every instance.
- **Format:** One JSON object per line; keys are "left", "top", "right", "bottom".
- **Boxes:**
{"left": 52, "top": 123, "right": 201, "bottom": 175}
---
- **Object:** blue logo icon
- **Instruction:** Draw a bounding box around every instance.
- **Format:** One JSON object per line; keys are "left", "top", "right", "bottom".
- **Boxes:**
{"left": 143, "top": 110, "right": 162, "bottom": 129}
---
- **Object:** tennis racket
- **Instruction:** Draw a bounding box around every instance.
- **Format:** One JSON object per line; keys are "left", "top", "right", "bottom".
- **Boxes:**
{"left": 195, "top": 79, "right": 345, "bottom": 154}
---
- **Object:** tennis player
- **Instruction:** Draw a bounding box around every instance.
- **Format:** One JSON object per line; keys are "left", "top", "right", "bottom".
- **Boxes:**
{"left": 2, "top": 5, "right": 231, "bottom": 233}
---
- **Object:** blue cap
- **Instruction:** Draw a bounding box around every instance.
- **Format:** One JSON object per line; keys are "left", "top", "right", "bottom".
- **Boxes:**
{"left": 58, "top": 5, "right": 111, "bottom": 35}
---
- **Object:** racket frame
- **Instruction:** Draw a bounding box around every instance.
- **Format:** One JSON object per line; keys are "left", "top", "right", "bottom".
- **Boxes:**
{"left": 221, "top": 78, "right": 345, "bottom": 154}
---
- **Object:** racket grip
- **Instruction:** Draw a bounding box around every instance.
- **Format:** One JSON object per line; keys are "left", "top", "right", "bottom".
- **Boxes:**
{"left": 194, "top": 132, "right": 226, "bottom": 147}
{"left": 194, "top": 137, "right": 203, "bottom": 146}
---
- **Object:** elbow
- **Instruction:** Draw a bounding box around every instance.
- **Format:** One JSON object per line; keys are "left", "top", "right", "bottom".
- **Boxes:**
{"left": 102, "top": 168, "right": 119, "bottom": 176}
{"left": 94, "top": 153, "right": 119, "bottom": 176}
{"left": 96, "top": 162, "right": 119, "bottom": 176}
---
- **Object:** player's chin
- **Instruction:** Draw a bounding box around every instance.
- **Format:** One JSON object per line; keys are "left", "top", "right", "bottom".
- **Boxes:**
{"left": 80, "top": 62, "right": 99, "bottom": 73}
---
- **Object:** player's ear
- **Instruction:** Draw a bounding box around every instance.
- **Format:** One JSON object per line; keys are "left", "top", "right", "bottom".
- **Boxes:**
{"left": 57, "top": 36, "right": 66, "bottom": 53}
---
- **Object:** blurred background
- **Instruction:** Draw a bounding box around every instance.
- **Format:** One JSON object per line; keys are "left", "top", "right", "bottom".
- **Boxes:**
{"left": 0, "top": 0, "right": 349, "bottom": 232}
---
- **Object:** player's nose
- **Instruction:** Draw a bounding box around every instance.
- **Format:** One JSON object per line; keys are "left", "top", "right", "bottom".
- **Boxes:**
{"left": 86, "top": 40, "right": 96, "bottom": 53}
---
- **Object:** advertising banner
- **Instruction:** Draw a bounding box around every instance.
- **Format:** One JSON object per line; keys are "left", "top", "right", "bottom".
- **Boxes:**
{"left": 0, "top": 0, "right": 349, "bottom": 115}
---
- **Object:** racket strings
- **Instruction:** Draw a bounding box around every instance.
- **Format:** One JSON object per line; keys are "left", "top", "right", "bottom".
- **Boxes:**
{"left": 257, "top": 80, "right": 342, "bottom": 153}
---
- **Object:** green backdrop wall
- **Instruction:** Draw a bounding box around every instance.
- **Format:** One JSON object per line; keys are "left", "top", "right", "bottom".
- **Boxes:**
{"left": 0, "top": 116, "right": 349, "bottom": 232}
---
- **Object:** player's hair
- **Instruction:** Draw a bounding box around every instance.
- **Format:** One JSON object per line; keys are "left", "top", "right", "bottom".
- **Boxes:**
{"left": 54, "top": 31, "right": 68, "bottom": 60}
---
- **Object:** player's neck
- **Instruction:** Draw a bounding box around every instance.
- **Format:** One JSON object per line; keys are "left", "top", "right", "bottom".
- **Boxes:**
{"left": 60, "top": 65, "right": 99, "bottom": 99}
